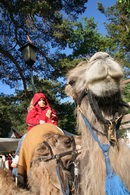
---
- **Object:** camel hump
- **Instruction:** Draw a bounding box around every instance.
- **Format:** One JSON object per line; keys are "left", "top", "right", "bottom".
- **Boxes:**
{"left": 27, "top": 123, "right": 64, "bottom": 138}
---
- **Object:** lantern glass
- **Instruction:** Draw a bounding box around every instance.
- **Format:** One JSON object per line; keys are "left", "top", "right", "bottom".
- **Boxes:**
{"left": 19, "top": 43, "right": 37, "bottom": 66}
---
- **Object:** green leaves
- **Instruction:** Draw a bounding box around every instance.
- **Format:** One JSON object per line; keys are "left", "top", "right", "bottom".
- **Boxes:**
{"left": 118, "top": 0, "right": 130, "bottom": 11}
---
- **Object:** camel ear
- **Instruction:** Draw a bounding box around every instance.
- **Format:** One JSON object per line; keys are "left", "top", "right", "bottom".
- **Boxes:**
{"left": 42, "top": 133, "right": 59, "bottom": 147}
{"left": 65, "top": 84, "right": 76, "bottom": 100}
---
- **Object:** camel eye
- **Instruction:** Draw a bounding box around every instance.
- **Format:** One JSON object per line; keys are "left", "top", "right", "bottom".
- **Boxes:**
{"left": 64, "top": 138, "right": 72, "bottom": 146}
{"left": 69, "top": 80, "right": 75, "bottom": 86}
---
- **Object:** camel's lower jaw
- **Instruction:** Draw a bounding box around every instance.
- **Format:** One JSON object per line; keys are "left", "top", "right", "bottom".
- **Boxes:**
{"left": 87, "top": 79, "right": 121, "bottom": 98}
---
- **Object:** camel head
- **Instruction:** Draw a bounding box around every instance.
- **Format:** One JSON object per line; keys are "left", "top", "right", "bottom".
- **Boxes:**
{"left": 32, "top": 132, "right": 81, "bottom": 170}
{"left": 29, "top": 133, "right": 81, "bottom": 195}
{"left": 65, "top": 52, "right": 123, "bottom": 102}
{"left": 65, "top": 52, "right": 126, "bottom": 144}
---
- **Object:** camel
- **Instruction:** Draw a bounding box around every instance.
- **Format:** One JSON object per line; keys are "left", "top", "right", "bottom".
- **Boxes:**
{"left": 65, "top": 52, "right": 130, "bottom": 195}
{"left": 0, "top": 124, "right": 81, "bottom": 195}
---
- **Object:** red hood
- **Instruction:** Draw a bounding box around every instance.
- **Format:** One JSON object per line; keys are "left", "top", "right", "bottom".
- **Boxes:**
{"left": 32, "top": 93, "right": 50, "bottom": 107}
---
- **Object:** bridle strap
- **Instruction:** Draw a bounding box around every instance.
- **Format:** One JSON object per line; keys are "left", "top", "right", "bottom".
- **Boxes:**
{"left": 70, "top": 136, "right": 79, "bottom": 195}
{"left": 76, "top": 89, "right": 87, "bottom": 105}
{"left": 78, "top": 90, "right": 129, "bottom": 127}
{"left": 43, "top": 141, "right": 54, "bottom": 156}
{"left": 78, "top": 105, "right": 123, "bottom": 145}
{"left": 87, "top": 90, "right": 110, "bottom": 126}
{"left": 37, "top": 150, "right": 76, "bottom": 162}
{"left": 78, "top": 90, "right": 126, "bottom": 144}
{"left": 55, "top": 136, "right": 79, "bottom": 195}
{"left": 38, "top": 137, "right": 79, "bottom": 162}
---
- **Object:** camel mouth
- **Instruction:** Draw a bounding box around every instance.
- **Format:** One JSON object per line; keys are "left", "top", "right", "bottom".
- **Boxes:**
{"left": 87, "top": 89, "right": 122, "bottom": 126}
{"left": 89, "top": 90, "right": 121, "bottom": 107}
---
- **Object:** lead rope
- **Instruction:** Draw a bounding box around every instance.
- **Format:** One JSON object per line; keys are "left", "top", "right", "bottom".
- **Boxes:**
{"left": 80, "top": 110, "right": 112, "bottom": 175}
{"left": 78, "top": 107, "right": 111, "bottom": 155}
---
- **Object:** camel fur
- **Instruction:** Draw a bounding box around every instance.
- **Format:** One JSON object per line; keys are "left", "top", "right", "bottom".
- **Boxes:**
{"left": 0, "top": 168, "right": 31, "bottom": 195}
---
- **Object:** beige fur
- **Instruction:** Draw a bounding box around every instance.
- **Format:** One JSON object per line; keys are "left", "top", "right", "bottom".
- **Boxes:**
{"left": 0, "top": 168, "right": 31, "bottom": 195}
{"left": 65, "top": 52, "right": 130, "bottom": 195}
{"left": 28, "top": 133, "right": 81, "bottom": 195}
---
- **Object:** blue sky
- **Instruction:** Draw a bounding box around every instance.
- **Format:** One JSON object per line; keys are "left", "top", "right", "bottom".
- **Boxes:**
{"left": 83, "top": 0, "right": 117, "bottom": 35}
{"left": 0, "top": 0, "right": 117, "bottom": 95}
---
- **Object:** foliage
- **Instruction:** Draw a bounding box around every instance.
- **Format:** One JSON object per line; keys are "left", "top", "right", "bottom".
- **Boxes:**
{"left": 118, "top": 0, "right": 130, "bottom": 13}
{"left": 97, "top": 1, "right": 130, "bottom": 80}
{"left": 0, "top": 94, "right": 28, "bottom": 136}
{"left": 0, "top": 0, "right": 129, "bottom": 136}
{"left": 122, "top": 83, "right": 130, "bottom": 113}
{"left": 0, "top": 0, "right": 90, "bottom": 135}
{"left": 0, "top": 95, "right": 12, "bottom": 137}
{"left": 68, "top": 18, "right": 109, "bottom": 57}
{"left": 0, "top": 0, "right": 88, "bottom": 93}
{"left": 0, "top": 0, "right": 109, "bottom": 135}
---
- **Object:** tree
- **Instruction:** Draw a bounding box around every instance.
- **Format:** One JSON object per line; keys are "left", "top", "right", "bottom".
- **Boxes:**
{"left": 0, "top": 95, "right": 12, "bottom": 137}
{"left": 1, "top": 1, "right": 128, "bottom": 136}
{"left": 68, "top": 18, "right": 109, "bottom": 57}
{"left": 97, "top": 1, "right": 130, "bottom": 119}
{"left": 0, "top": 0, "right": 108, "bottom": 135}
{"left": 0, "top": 0, "right": 88, "bottom": 94}
{"left": 97, "top": 1, "right": 130, "bottom": 79}
{"left": 0, "top": 0, "right": 90, "bottom": 134}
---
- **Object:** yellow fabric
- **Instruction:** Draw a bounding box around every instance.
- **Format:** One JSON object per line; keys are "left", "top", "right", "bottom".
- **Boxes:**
{"left": 18, "top": 123, "right": 64, "bottom": 178}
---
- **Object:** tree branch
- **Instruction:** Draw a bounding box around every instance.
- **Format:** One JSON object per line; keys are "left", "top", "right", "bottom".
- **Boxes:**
{"left": 0, "top": 48, "right": 27, "bottom": 93}
{"left": 122, "top": 79, "right": 130, "bottom": 84}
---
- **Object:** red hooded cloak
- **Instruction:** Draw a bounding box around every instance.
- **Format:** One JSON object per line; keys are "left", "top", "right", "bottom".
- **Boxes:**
{"left": 26, "top": 93, "right": 58, "bottom": 130}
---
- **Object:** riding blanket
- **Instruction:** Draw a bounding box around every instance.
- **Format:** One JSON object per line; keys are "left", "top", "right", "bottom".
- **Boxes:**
{"left": 18, "top": 123, "right": 64, "bottom": 178}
